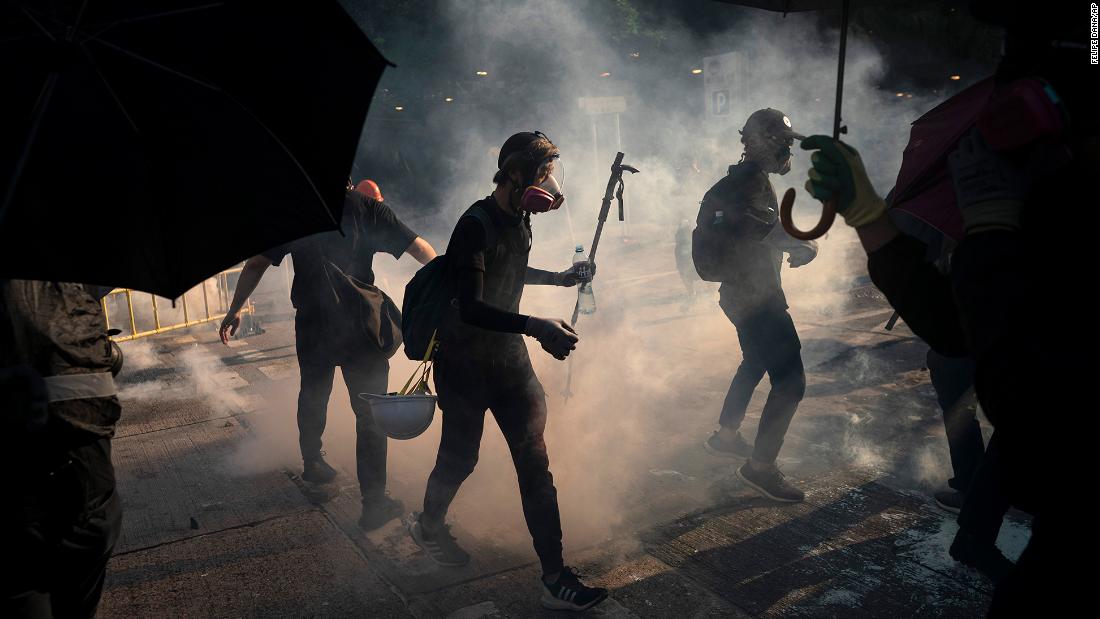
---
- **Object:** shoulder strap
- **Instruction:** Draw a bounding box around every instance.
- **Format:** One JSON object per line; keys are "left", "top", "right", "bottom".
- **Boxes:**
{"left": 461, "top": 203, "right": 497, "bottom": 250}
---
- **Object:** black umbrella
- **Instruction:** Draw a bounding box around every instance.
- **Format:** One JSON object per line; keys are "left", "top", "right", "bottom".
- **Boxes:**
{"left": 1, "top": 0, "right": 392, "bottom": 298}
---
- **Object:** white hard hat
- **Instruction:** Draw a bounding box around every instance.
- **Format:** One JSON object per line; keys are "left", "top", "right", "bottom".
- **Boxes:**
{"left": 359, "top": 393, "right": 437, "bottom": 440}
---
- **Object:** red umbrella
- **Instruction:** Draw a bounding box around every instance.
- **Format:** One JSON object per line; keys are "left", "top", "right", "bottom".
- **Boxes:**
{"left": 890, "top": 77, "right": 995, "bottom": 241}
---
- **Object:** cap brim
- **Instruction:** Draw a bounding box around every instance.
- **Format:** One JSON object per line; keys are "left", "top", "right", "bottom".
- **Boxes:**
{"left": 785, "top": 129, "right": 806, "bottom": 141}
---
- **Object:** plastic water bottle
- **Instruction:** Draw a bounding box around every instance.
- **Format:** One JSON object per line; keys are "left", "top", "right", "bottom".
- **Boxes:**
{"left": 574, "top": 245, "right": 596, "bottom": 315}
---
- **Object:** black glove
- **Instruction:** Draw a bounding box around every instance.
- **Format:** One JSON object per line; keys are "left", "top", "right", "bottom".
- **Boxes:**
{"left": 556, "top": 261, "right": 596, "bottom": 287}
{"left": 523, "top": 316, "right": 579, "bottom": 360}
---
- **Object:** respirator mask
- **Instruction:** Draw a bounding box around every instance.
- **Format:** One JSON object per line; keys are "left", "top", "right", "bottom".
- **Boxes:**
{"left": 520, "top": 153, "right": 566, "bottom": 213}
{"left": 747, "top": 133, "right": 793, "bottom": 175}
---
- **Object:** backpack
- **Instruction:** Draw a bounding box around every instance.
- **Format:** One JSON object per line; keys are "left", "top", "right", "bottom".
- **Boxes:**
{"left": 321, "top": 261, "right": 403, "bottom": 358}
{"left": 691, "top": 197, "right": 735, "bottom": 282}
{"left": 401, "top": 204, "right": 496, "bottom": 361}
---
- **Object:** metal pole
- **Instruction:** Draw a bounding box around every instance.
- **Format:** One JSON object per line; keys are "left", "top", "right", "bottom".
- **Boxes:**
{"left": 614, "top": 113, "right": 622, "bottom": 152}
{"left": 832, "top": 0, "right": 850, "bottom": 140}
{"left": 151, "top": 294, "right": 161, "bottom": 331}
{"left": 125, "top": 290, "right": 137, "bottom": 336}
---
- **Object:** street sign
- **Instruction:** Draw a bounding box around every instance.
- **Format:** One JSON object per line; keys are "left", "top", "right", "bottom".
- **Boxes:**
{"left": 703, "top": 51, "right": 753, "bottom": 125}
{"left": 577, "top": 96, "right": 627, "bottom": 115}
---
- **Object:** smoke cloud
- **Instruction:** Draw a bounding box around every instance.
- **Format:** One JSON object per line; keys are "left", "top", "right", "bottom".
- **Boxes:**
{"left": 232, "top": 0, "right": 992, "bottom": 558}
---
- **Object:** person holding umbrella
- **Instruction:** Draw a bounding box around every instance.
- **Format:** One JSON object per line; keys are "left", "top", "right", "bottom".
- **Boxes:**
{"left": 219, "top": 189, "right": 436, "bottom": 531}
{"left": 800, "top": 2, "right": 1086, "bottom": 603}
{"left": 698, "top": 109, "right": 817, "bottom": 503}
{"left": 408, "top": 131, "right": 606, "bottom": 612}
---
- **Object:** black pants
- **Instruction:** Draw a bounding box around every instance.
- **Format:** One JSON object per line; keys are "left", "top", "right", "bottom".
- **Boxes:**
{"left": 4, "top": 438, "right": 122, "bottom": 619}
{"left": 957, "top": 432, "right": 1012, "bottom": 544}
{"left": 421, "top": 347, "right": 564, "bottom": 576}
{"left": 926, "top": 350, "right": 985, "bottom": 493}
{"left": 925, "top": 350, "right": 1012, "bottom": 542}
{"left": 295, "top": 313, "right": 389, "bottom": 503}
{"left": 719, "top": 295, "right": 806, "bottom": 464}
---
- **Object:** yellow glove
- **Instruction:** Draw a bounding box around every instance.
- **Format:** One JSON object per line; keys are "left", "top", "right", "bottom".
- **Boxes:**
{"left": 801, "top": 136, "right": 887, "bottom": 228}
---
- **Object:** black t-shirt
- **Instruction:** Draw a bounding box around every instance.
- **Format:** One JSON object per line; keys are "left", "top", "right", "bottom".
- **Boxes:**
{"left": 699, "top": 161, "right": 787, "bottom": 317}
{"left": 441, "top": 197, "right": 532, "bottom": 356}
{"left": 263, "top": 192, "right": 417, "bottom": 314}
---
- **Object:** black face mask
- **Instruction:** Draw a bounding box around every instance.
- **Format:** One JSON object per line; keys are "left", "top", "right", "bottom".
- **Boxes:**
{"left": 775, "top": 144, "right": 793, "bottom": 175}
{"left": 746, "top": 134, "right": 793, "bottom": 175}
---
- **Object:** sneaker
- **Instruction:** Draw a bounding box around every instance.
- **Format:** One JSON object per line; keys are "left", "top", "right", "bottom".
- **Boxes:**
{"left": 301, "top": 452, "right": 338, "bottom": 484}
{"left": 949, "top": 528, "right": 1014, "bottom": 583}
{"left": 933, "top": 489, "right": 965, "bottom": 514}
{"left": 358, "top": 494, "right": 404, "bottom": 531}
{"left": 736, "top": 461, "right": 805, "bottom": 503}
{"left": 408, "top": 515, "right": 470, "bottom": 567}
{"left": 704, "top": 429, "right": 753, "bottom": 459}
{"left": 541, "top": 566, "right": 609, "bottom": 611}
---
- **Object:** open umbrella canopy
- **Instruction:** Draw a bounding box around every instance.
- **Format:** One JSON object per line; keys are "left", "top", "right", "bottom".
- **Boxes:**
{"left": 890, "top": 77, "right": 994, "bottom": 241}
{"left": 0, "top": 0, "right": 391, "bottom": 298}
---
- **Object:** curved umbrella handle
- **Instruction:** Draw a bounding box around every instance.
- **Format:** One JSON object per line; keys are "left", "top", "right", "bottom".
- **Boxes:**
{"left": 780, "top": 188, "right": 837, "bottom": 241}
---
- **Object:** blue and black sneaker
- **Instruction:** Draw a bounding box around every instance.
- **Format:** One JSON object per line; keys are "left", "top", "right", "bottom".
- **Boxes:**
{"left": 540, "top": 566, "right": 608, "bottom": 611}
{"left": 409, "top": 514, "right": 471, "bottom": 567}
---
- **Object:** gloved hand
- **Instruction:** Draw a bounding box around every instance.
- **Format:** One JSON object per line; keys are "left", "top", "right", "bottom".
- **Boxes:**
{"left": 556, "top": 261, "right": 596, "bottom": 287}
{"left": 947, "top": 129, "right": 1025, "bottom": 234}
{"left": 801, "top": 136, "right": 887, "bottom": 228}
{"left": 523, "top": 316, "right": 579, "bottom": 360}
{"left": 787, "top": 240, "right": 818, "bottom": 268}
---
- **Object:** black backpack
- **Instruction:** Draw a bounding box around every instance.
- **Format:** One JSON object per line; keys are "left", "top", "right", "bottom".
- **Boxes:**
{"left": 691, "top": 197, "right": 735, "bottom": 282}
{"left": 401, "top": 204, "right": 496, "bottom": 361}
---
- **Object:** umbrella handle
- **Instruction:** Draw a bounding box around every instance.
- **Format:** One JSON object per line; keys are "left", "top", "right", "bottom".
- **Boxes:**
{"left": 780, "top": 188, "right": 836, "bottom": 241}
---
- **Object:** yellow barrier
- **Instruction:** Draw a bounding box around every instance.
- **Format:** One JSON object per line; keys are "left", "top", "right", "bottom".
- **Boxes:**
{"left": 102, "top": 267, "right": 254, "bottom": 342}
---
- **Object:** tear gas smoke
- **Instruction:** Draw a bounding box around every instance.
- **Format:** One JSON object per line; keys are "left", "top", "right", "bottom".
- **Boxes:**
{"left": 237, "top": 0, "right": 985, "bottom": 555}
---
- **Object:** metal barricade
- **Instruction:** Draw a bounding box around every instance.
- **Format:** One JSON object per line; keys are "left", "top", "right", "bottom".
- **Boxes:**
{"left": 101, "top": 266, "right": 254, "bottom": 342}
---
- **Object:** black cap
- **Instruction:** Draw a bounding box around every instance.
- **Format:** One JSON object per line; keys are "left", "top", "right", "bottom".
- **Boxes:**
{"left": 741, "top": 108, "right": 804, "bottom": 141}
{"left": 498, "top": 132, "right": 542, "bottom": 169}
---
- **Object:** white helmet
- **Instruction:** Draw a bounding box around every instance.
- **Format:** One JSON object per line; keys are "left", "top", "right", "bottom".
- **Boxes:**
{"left": 359, "top": 393, "right": 437, "bottom": 440}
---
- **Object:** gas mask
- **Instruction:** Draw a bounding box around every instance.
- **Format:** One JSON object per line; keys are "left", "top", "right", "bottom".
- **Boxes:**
{"left": 520, "top": 155, "right": 566, "bottom": 213}
{"left": 774, "top": 139, "right": 794, "bottom": 175}
{"left": 746, "top": 134, "right": 794, "bottom": 175}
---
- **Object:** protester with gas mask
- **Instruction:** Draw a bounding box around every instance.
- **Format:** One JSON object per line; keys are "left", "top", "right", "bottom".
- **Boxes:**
{"left": 219, "top": 189, "right": 436, "bottom": 531}
{"left": 696, "top": 109, "right": 817, "bottom": 503}
{"left": 409, "top": 131, "right": 606, "bottom": 612}
{"left": 2, "top": 281, "right": 123, "bottom": 618}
